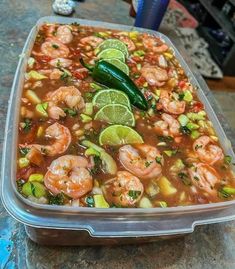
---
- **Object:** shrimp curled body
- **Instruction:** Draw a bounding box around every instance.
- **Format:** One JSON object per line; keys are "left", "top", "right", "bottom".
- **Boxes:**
{"left": 141, "top": 65, "right": 168, "bottom": 87}
{"left": 193, "top": 136, "right": 224, "bottom": 165}
{"left": 46, "top": 86, "right": 85, "bottom": 119}
{"left": 44, "top": 155, "right": 93, "bottom": 199}
{"left": 104, "top": 171, "right": 144, "bottom": 207}
{"left": 41, "top": 38, "right": 70, "bottom": 59}
{"left": 23, "top": 123, "right": 71, "bottom": 156}
{"left": 119, "top": 144, "right": 163, "bottom": 179}
{"left": 188, "top": 163, "right": 220, "bottom": 194}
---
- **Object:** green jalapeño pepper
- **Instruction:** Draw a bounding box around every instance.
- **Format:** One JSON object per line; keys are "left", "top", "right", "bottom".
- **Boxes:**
{"left": 80, "top": 59, "right": 148, "bottom": 110}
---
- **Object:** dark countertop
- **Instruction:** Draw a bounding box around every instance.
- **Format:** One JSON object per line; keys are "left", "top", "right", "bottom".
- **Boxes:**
{"left": 0, "top": 1, "right": 235, "bottom": 268}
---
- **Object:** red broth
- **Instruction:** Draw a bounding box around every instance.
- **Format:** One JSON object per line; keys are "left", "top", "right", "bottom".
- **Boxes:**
{"left": 16, "top": 23, "right": 235, "bottom": 208}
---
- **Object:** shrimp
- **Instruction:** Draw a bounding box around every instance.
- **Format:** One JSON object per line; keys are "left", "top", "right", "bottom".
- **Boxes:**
{"left": 49, "top": 58, "right": 72, "bottom": 68}
{"left": 141, "top": 65, "right": 168, "bottom": 86}
{"left": 80, "top": 36, "right": 103, "bottom": 47}
{"left": 159, "top": 90, "right": 186, "bottom": 115}
{"left": 46, "top": 86, "right": 85, "bottom": 119}
{"left": 44, "top": 155, "right": 93, "bottom": 199}
{"left": 154, "top": 113, "right": 181, "bottom": 139}
{"left": 56, "top": 25, "right": 73, "bottom": 44}
{"left": 119, "top": 144, "right": 163, "bottom": 179}
{"left": 193, "top": 136, "right": 224, "bottom": 165}
{"left": 143, "top": 36, "right": 169, "bottom": 53}
{"left": 41, "top": 38, "right": 69, "bottom": 59}
{"left": 188, "top": 163, "right": 220, "bottom": 194}
{"left": 23, "top": 123, "right": 71, "bottom": 156}
{"left": 119, "top": 36, "right": 136, "bottom": 51}
{"left": 104, "top": 171, "right": 144, "bottom": 207}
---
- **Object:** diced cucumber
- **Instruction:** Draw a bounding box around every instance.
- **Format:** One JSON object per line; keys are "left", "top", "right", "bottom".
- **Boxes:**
{"left": 28, "top": 173, "right": 44, "bottom": 182}
{"left": 81, "top": 140, "right": 117, "bottom": 175}
{"left": 187, "top": 112, "right": 205, "bottom": 121}
{"left": 139, "top": 197, "right": 153, "bottom": 208}
{"left": 26, "top": 70, "right": 47, "bottom": 80}
{"left": 145, "top": 181, "right": 159, "bottom": 197}
{"left": 85, "top": 147, "right": 100, "bottom": 157}
{"left": 183, "top": 90, "right": 193, "bottom": 102}
{"left": 80, "top": 114, "right": 92, "bottom": 123}
{"left": 190, "top": 130, "right": 200, "bottom": 139}
{"left": 155, "top": 201, "right": 168, "bottom": 208}
{"left": 170, "top": 159, "right": 185, "bottom": 173}
{"left": 84, "top": 102, "right": 93, "bottom": 116}
{"left": 178, "top": 114, "right": 189, "bottom": 126}
{"left": 186, "top": 122, "right": 199, "bottom": 130}
{"left": 94, "top": 194, "right": 109, "bottom": 208}
{"left": 133, "top": 50, "right": 145, "bottom": 57}
{"left": 26, "top": 90, "right": 41, "bottom": 104}
{"left": 18, "top": 157, "right": 30, "bottom": 168}
{"left": 35, "top": 102, "right": 48, "bottom": 117}
{"left": 222, "top": 187, "right": 235, "bottom": 195}
{"left": 22, "top": 182, "right": 46, "bottom": 198}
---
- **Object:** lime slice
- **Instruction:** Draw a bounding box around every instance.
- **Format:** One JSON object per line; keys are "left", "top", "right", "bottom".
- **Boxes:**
{"left": 99, "top": 125, "right": 143, "bottom": 146}
{"left": 103, "top": 59, "right": 129, "bottom": 75}
{"left": 97, "top": 48, "right": 125, "bottom": 62}
{"left": 92, "top": 89, "right": 131, "bottom": 109}
{"left": 97, "top": 39, "right": 129, "bottom": 58}
{"left": 94, "top": 104, "right": 135, "bottom": 126}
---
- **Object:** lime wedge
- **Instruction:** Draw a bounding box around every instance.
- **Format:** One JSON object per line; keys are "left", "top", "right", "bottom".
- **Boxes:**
{"left": 103, "top": 59, "right": 129, "bottom": 75}
{"left": 97, "top": 39, "right": 129, "bottom": 58}
{"left": 94, "top": 104, "right": 135, "bottom": 126}
{"left": 97, "top": 48, "right": 125, "bottom": 62}
{"left": 92, "top": 89, "right": 131, "bottom": 109}
{"left": 99, "top": 125, "right": 143, "bottom": 146}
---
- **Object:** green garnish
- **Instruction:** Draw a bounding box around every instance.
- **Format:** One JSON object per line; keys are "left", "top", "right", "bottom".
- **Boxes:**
{"left": 48, "top": 193, "right": 68, "bottom": 205}
{"left": 178, "top": 92, "right": 185, "bottom": 101}
{"left": 145, "top": 161, "right": 152, "bottom": 167}
{"left": 52, "top": 44, "right": 59, "bottom": 49}
{"left": 224, "top": 155, "right": 232, "bottom": 165}
{"left": 158, "top": 135, "right": 173, "bottom": 143}
{"left": 155, "top": 156, "right": 162, "bottom": 164}
{"left": 19, "top": 147, "right": 30, "bottom": 157}
{"left": 63, "top": 108, "right": 77, "bottom": 117}
{"left": 178, "top": 172, "right": 192, "bottom": 186}
{"left": 90, "top": 155, "right": 102, "bottom": 175}
{"left": 128, "top": 190, "right": 141, "bottom": 200}
{"left": 180, "top": 126, "right": 191, "bottom": 135}
{"left": 86, "top": 196, "right": 95, "bottom": 207}
{"left": 16, "top": 179, "right": 26, "bottom": 194}
{"left": 195, "top": 144, "right": 203, "bottom": 150}
{"left": 22, "top": 118, "right": 32, "bottom": 132}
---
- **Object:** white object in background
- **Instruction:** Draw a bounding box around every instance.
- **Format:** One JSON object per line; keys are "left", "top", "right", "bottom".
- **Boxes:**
{"left": 52, "top": 0, "right": 75, "bottom": 16}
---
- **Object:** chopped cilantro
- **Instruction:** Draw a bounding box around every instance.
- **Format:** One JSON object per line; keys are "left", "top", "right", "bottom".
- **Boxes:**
{"left": 195, "top": 144, "right": 203, "bottom": 150}
{"left": 22, "top": 118, "right": 32, "bottom": 132}
{"left": 224, "top": 155, "right": 232, "bottom": 165}
{"left": 158, "top": 135, "right": 173, "bottom": 143}
{"left": 218, "top": 188, "right": 231, "bottom": 199}
{"left": 145, "top": 161, "right": 152, "bottom": 167}
{"left": 155, "top": 156, "right": 162, "bottom": 164}
{"left": 178, "top": 172, "right": 192, "bottom": 186}
{"left": 48, "top": 193, "right": 67, "bottom": 205}
{"left": 90, "top": 155, "right": 102, "bottom": 175}
{"left": 128, "top": 190, "right": 141, "bottom": 200}
{"left": 52, "top": 44, "right": 59, "bottom": 49}
{"left": 71, "top": 22, "right": 80, "bottom": 26}
{"left": 180, "top": 126, "right": 191, "bottom": 135}
{"left": 63, "top": 108, "right": 77, "bottom": 117}
{"left": 178, "top": 92, "right": 185, "bottom": 101}
{"left": 193, "top": 176, "right": 199, "bottom": 181}
{"left": 16, "top": 179, "right": 26, "bottom": 194}
{"left": 86, "top": 196, "right": 95, "bottom": 207}
{"left": 84, "top": 92, "right": 94, "bottom": 102}
{"left": 19, "top": 147, "right": 30, "bottom": 157}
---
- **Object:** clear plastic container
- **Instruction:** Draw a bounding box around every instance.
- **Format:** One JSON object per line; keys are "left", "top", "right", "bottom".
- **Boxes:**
{"left": 1, "top": 16, "right": 235, "bottom": 246}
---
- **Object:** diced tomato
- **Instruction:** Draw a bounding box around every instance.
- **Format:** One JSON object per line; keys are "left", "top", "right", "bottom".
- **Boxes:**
{"left": 131, "top": 66, "right": 138, "bottom": 73}
{"left": 178, "top": 80, "right": 186, "bottom": 89}
{"left": 131, "top": 56, "right": 142, "bottom": 63}
{"left": 37, "top": 55, "right": 52, "bottom": 63}
{"left": 16, "top": 166, "right": 35, "bottom": 180}
{"left": 144, "top": 53, "right": 158, "bottom": 64}
{"left": 191, "top": 101, "right": 204, "bottom": 112}
{"left": 72, "top": 69, "right": 89, "bottom": 80}
{"left": 70, "top": 47, "right": 81, "bottom": 57}
{"left": 135, "top": 76, "right": 146, "bottom": 86}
